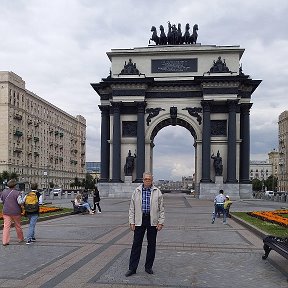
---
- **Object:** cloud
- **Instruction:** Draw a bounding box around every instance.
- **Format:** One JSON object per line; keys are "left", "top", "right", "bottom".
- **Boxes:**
{"left": 1, "top": 0, "right": 287, "bottom": 180}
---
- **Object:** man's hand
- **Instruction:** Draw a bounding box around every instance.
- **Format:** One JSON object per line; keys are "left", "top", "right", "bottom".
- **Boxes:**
{"left": 130, "top": 224, "right": 135, "bottom": 231}
{"left": 157, "top": 224, "right": 163, "bottom": 231}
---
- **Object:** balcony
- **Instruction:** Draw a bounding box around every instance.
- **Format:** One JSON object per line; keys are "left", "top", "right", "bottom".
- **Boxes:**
{"left": 14, "top": 130, "right": 23, "bottom": 137}
{"left": 13, "top": 113, "right": 22, "bottom": 120}
{"left": 13, "top": 147, "right": 23, "bottom": 153}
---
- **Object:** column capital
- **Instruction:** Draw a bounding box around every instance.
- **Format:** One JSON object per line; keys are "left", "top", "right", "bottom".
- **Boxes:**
{"left": 240, "top": 103, "right": 253, "bottom": 113}
{"left": 201, "top": 100, "right": 213, "bottom": 112}
{"left": 98, "top": 105, "right": 110, "bottom": 113}
{"left": 135, "top": 101, "right": 147, "bottom": 112}
{"left": 111, "top": 102, "right": 122, "bottom": 113}
{"left": 226, "top": 99, "right": 239, "bottom": 111}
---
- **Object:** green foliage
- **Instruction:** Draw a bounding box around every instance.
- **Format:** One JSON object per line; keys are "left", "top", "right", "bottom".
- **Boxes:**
{"left": 252, "top": 178, "right": 262, "bottom": 191}
{"left": 83, "top": 173, "right": 95, "bottom": 189}
{"left": 264, "top": 175, "right": 278, "bottom": 191}
{"left": 0, "top": 171, "right": 19, "bottom": 183}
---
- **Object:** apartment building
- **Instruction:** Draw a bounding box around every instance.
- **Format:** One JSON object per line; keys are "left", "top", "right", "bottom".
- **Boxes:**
{"left": 0, "top": 71, "right": 86, "bottom": 190}
{"left": 278, "top": 111, "right": 288, "bottom": 191}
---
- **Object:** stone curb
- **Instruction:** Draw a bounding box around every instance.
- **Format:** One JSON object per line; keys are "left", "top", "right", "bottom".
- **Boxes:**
{"left": 231, "top": 214, "right": 267, "bottom": 239}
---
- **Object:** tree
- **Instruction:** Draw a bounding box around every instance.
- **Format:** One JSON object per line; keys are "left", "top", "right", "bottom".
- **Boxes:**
{"left": 0, "top": 171, "right": 19, "bottom": 183}
{"left": 264, "top": 175, "right": 278, "bottom": 191}
{"left": 83, "top": 173, "right": 95, "bottom": 189}
{"left": 252, "top": 178, "right": 262, "bottom": 191}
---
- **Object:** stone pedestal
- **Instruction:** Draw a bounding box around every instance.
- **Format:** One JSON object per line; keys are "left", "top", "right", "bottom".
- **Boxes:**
{"left": 215, "top": 176, "right": 223, "bottom": 185}
{"left": 124, "top": 176, "right": 133, "bottom": 183}
{"left": 98, "top": 182, "right": 139, "bottom": 198}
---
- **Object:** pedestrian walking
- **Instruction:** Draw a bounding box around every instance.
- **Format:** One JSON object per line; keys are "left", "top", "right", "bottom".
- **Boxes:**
{"left": 93, "top": 186, "right": 102, "bottom": 213}
{"left": 0, "top": 179, "right": 24, "bottom": 246}
{"left": 23, "top": 183, "right": 40, "bottom": 244}
{"left": 125, "top": 171, "right": 165, "bottom": 277}
{"left": 211, "top": 189, "right": 227, "bottom": 224}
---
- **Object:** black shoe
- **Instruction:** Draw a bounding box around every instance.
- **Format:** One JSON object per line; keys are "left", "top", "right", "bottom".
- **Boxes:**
{"left": 125, "top": 270, "right": 136, "bottom": 277}
{"left": 145, "top": 268, "right": 154, "bottom": 274}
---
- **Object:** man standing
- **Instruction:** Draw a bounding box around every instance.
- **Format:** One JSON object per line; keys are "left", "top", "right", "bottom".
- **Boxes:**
{"left": 125, "top": 172, "right": 165, "bottom": 277}
{"left": 211, "top": 189, "right": 227, "bottom": 224}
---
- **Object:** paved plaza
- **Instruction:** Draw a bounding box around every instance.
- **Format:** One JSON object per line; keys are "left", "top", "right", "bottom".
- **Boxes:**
{"left": 0, "top": 194, "right": 287, "bottom": 288}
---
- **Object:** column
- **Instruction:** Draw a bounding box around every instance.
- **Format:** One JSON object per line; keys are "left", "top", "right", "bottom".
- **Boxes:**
{"left": 240, "top": 103, "right": 252, "bottom": 183}
{"left": 226, "top": 100, "right": 238, "bottom": 183}
{"left": 99, "top": 105, "right": 110, "bottom": 182}
{"left": 201, "top": 100, "right": 212, "bottom": 182}
{"left": 111, "top": 102, "right": 122, "bottom": 182}
{"left": 135, "top": 102, "right": 146, "bottom": 182}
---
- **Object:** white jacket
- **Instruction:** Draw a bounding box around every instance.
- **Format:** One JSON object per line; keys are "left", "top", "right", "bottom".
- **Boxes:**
{"left": 129, "top": 184, "right": 165, "bottom": 226}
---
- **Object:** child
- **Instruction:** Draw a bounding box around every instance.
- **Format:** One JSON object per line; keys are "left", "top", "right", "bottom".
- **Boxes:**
{"left": 224, "top": 195, "right": 232, "bottom": 218}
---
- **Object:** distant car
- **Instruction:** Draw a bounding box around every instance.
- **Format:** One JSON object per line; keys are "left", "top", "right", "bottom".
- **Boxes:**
{"left": 52, "top": 188, "right": 62, "bottom": 196}
{"left": 265, "top": 191, "right": 274, "bottom": 196}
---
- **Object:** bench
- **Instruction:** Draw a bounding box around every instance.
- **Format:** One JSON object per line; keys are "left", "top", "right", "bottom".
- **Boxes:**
{"left": 262, "top": 235, "right": 288, "bottom": 260}
{"left": 71, "top": 200, "right": 87, "bottom": 214}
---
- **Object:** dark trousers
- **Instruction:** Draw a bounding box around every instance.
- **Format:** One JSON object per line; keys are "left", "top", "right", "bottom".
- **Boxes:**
{"left": 93, "top": 202, "right": 101, "bottom": 212}
{"left": 129, "top": 214, "right": 158, "bottom": 271}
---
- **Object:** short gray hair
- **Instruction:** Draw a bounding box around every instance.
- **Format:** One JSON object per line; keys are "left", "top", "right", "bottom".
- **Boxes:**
{"left": 143, "top": 171, "right": 153, "bottom": 179}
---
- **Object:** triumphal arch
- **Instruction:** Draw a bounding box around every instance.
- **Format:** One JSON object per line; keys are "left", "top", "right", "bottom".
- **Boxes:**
{"left": 91, "top": 25, "right": 261, "bottom": 199}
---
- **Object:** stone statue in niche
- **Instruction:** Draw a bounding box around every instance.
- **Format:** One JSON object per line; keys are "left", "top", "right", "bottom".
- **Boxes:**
{"left": 124, "top": 150, "right": 136, "bottom": 176}
{"left": 211, "top": 150, "right": 223, "bottom": 176}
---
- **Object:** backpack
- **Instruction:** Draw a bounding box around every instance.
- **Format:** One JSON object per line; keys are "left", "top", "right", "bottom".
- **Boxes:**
{"left": 24, "top": 192, "right": 39, "bottom": 213}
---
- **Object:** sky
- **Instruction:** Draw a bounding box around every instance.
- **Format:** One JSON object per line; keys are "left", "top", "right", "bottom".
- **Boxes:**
{"left": 1, "top": 0, "right": 288, "bottom": 181}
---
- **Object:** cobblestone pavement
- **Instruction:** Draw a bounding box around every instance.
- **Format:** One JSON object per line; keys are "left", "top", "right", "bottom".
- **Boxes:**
{"left": 0, "top": 194, "right": 287, "bottom": 288}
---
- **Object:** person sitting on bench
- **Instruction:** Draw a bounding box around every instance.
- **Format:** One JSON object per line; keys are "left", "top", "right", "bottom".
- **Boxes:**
{"left": 74, "top": 194, "right": 94, "bottom": 215}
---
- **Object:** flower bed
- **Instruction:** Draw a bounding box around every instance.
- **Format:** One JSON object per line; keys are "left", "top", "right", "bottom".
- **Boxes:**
{"left": 248, "top": 210, "right": 288, "bottom": 228}
{"left": 0, "top": 206, "right": 62, "bottom": 220}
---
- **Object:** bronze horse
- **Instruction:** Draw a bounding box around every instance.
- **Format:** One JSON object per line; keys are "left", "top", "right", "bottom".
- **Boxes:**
{"left": 190, "top": 24, "right": 198, "bottom": 44}
{"left": 150, "top": 23, "right": 199, "bottom": 45}
{"left": 150, "top": 26, "right": 159, "bottom": 45}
